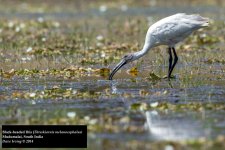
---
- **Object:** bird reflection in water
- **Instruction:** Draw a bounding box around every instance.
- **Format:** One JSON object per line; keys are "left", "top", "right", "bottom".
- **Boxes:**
{"left": 144, "top": 110, "right": 209, "bottom": 140}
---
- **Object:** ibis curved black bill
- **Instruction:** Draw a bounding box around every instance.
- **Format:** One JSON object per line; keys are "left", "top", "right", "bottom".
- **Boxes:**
{"left": 109, "top": 60, "right": 127, "bottom": 80}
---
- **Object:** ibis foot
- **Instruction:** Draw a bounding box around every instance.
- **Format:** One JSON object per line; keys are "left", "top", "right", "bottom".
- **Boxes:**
{"left": 163, "top": 75, "right": 176, "bottom": 79}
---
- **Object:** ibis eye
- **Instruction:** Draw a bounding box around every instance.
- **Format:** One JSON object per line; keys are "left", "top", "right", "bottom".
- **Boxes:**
{"left": 123, "top": 55, "right": 128, "bottom": 58}
{"left": 123, "top": 54, "right": 132, "bottom": 60}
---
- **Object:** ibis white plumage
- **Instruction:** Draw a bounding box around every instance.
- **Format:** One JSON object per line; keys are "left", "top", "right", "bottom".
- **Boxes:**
{"left": 109, "top": 13, "right": 210, "bottom": 80}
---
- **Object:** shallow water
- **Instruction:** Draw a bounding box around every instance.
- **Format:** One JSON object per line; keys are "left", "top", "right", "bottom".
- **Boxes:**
{"left": 0, "top": 69, "right": 225, "bottom": 143}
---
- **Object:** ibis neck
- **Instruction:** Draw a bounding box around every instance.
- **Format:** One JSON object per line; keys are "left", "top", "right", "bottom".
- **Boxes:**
{"left": 133, "top": 43, "right": 153, "bottom": 60}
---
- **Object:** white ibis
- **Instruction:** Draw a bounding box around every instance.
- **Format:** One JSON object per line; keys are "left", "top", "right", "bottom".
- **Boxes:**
{"left": 109, "top": 13, "right": 210, "bottom": 80}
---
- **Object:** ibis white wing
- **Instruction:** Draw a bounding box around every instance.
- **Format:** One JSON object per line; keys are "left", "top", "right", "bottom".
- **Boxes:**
{"left": 146, "top": 13, "right": 209, "bottom": 46}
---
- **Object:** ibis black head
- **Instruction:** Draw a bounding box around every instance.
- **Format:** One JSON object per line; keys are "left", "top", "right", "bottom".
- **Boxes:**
{"left": 109, "top": 54, "right": 134, "bottom": 80}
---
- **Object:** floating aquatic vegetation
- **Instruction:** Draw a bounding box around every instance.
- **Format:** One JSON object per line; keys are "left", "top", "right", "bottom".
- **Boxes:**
{"left": 130, "top": 102, "right": 225, "bottom": 112}
{"left": 195, "top": 33, "right": 220, "bottom": 45}
{"left": 204, "top": 58, "right": 225, "bottom": 64}
{"left": 139, "top": 89, "right": 149, "bottom": 96}
{"left": 11, "top": 88, "right": 95, "bottom": 100}
{"left": 127, "top": 67, "right": 139, "bottom": 77}
{"left": 0, "top": 66, "right": 112, "bottom": 79}
{"left": 0, "top": 69, "right": 16, "bottom": 79}
{"left": 146, "top": 72, "right": 161, "bottom": 81}
{"left": 10, "top": 84, "right": 117, "bottom": 100}
{"left": 93, "top": 68, "right": 110, "bottom": 77}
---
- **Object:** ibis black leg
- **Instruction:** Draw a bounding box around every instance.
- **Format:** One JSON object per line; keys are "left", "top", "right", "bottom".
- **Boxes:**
{"left": 168, "top": 47, "right": 178, "bottom": 78}
{"left": 168, "top": 47, "right": 173, "bottom": 78}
